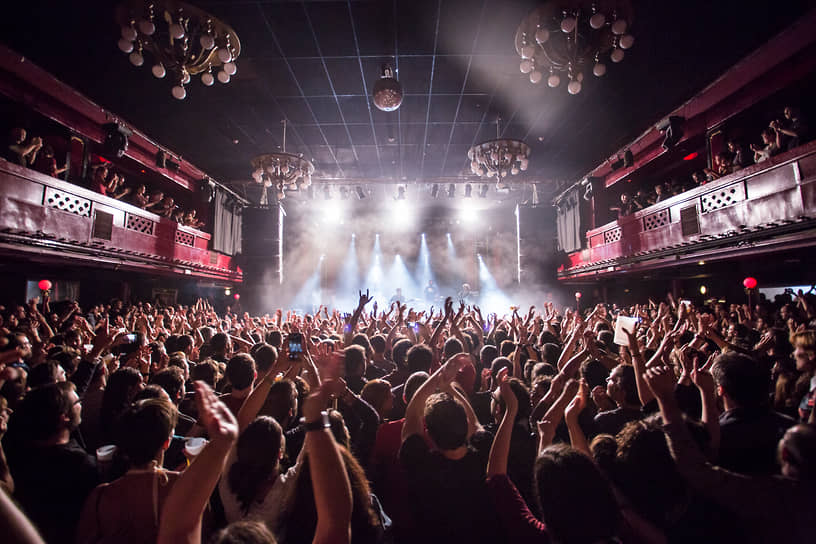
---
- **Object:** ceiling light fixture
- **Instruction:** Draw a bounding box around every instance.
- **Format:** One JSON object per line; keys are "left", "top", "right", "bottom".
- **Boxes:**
{"left": 479, "top": 184, "right": 489, "bottom": 198}
{"left": 395, "top": 185, "right": 406, "bottom": 200}
{"left": 431, "top": 184, "right": 440, "bottom": 198}
{"left": 250, "top": 119, "right": 314, "bottom": 204}
{"left": 464, "top": 184, "right": 473, "bottom": 198}
{"left": 372, "top": 64, "right": 403, "bottom": 112}
{"left": 356, "top": 186, "right": 366, "bottom": 199}
{"left": 448, "top": 184, "right": 456, "bottom": 198}
{"left": 515, "top": 0, "right": 634, "bottom": 95}
{"left": 115, "top": 0, "right": 241, "bottom": 100}
{"left": 468, "top": 117, "right": 530, "bottom": 188}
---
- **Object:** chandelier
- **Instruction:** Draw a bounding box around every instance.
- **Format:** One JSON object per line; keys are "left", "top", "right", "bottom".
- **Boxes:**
{"left": 515, "top": 0, "right": 634, "bottom": 95}
{"left": 251, "top": 120, "right": 315, "bottom": 204}
{"left": 467, "top": 118, "right": 530, "bottom": 188}
{"left": 115, "top": 0, "right": 241, "bottom": 100}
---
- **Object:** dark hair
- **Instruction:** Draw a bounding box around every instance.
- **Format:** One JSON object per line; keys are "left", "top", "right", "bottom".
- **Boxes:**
{"left": 404, "top": 371, "right": 429, "bottom": 404}
{"left": 541, "top": 343, "right": 561, "bottom": 366}
{"left": 443, "top": 337, "right": 464, "bottom": 359}
{"left": 369, "top": 334, "right": 386, "bottom": 354}
{"left": 149, "top": 367, "right": 186, "bottom": 403}
{"left": 116, "top": 399, "right": 177, "bottom": 466}
{"left": 499, "top": 340, "right": 516, "bottom": 358}
{"left": 532, "top": 362, "right": 556, "bottom": 378}
{"left": 226, "top": 353, "right": 256, "bottom": 391}
{"left": 351, "top": 333, "right": 372, "bottom": 357}
{"left": 228, "top": 417, "right": 283, "bottom": 514}
{"left": 581, "top": 359, "right": 610, "bottom": 390}
{"left": 261, "top": 379, "right": 297, "bottom": 425}
{"left": 211, "top": 521, "right": 277, "bottom": 544}
{"left": 253, "top": 344, "right": 278, "bottom": 375}
{"left": 191, "top": 359, "right": 219, "bottom": 388}
{"left": 265, "top": 330, "right": 283, "bottom": 349}
{"left": 406, "top": 343, "right": 432, "bottom": 373}
{"left": 711, "top": 352, "right": 769, "bottom": 409}
{"left": 535, "top": 444, "right": 620, "bottom": 544}
{"left": 14, "top": 382, "right": 76, "bottom": 440}
{"left": 614, "top": 364, "right": 639, "bottom": 406}
{"left": 101, "top": 368, "right": 143, "bottom": 442}
{"left": 490, "top": 357, "right": 512, "bottom": 382}
{"left": 392, "top": 339, "right": 413, "bottom": 369}
{"left": 424, "top": 392, "right": 467, "bottom": 450}
{"left": 496, "top": 377, "right": 532, "bottom": 422}
{"left": 211, "top": 333, "right": 230, "bottom": 354}
{"left": 28, "top": 360, "right": 62, "bottom": 389}
{"left": 280, "top": 445, "right": 379, "bottom": 544}
{"left": 344, "top": 345, "right": 366, "bottom": 377}
{"left": 49, "top": 347, "right": 81, "bottom": 376}
{"left": 133, "top": 384, "right": 169, "bottom": 402}
{"left": 480, "top": 344, "right": 499, "bottom": 370}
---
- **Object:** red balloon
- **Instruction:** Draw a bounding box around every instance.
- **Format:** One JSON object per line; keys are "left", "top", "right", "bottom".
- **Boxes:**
{"left": 38, "top": 279, "right": 52, "bottom": 291}
{"left": 574, "top": 291, "right": 582, "bottom": 299}
{"left": 234, "top": 293, "right": 240, "bottom": 300}
{"left": 743, "top": 277, "right": 757, "bottom": 289}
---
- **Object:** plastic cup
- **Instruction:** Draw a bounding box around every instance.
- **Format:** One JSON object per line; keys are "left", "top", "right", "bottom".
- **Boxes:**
{"left": 96, "top": 444, "right": 117, "bottom": 462}
{"left": 184, "top": 437, "right": 208, "bottom": 457}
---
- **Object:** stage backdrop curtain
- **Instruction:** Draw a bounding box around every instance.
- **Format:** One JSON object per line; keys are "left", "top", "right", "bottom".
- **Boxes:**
{"left": 556, "top": 186, "right": 583, "bottom": 253}
{"left": 212, "top": 189, "right": 242, "bottom": 255}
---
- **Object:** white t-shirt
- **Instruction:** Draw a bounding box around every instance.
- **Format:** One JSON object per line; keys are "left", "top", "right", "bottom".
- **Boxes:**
{"left": 218, "top": 450, "right": 300, "bottom": 531}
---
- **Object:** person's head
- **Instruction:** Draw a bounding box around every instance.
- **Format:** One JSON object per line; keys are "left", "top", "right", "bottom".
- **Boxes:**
{"left": 711, "top": 352, "right": 770, "bottom": 410}
{"left": 0, "top": 396, "right": 11, "bottom": 437}
{"left": 351, "top": 334, "right": 373, "bottom": 360}
{"left": 28, "top": 360, "right": 66, "bottom": 389}
{"left": 344, "top": 345, "right": 366, "bottom": 378}
{"left": 1, "top": 333, "right": 32, "bottom": 362}
{"left": 784, "top": 106, "right": 799, "bottom": 120}
{"left": 135, "top": 184, "right": 146, "bottom": 196}
{"left": 727, "top": 140, "right": 738, "bottom": 153}
{"left": 581, "top": 359, "right": 610, "bottom": 390}
{"left": 15, "top": 381, "right": 80, "bottom": 441}
{"left": 620, "top": 192, "right": 629, "bottom": 203}
{"left": 491, "top": 377, "right": 531, "bottom": 423}
{"left": 792, "top": 330, "right": 815, "bottom": 372}
{"left": 253, "top": 344, "right": 278, "bottom": 377}
{"left": 535, "top": 444, "right": 620, "bottom": 543}
{"left": 778, "top": 423, "right": 816, "bottom": 480}
{"left": 404, "top": 371, "right": 429, "bottom": 404}
{"left": 761, "top": 128, "right": 775, "bottom": 144}
{"left": 211, "top": 521, "right": 277, "bottom": 544}
{"left": 406, "top": 343, "right": 432, "bottom": 373}
{"left": 490, "top": 356, "right": 512, "bottom": 382}
{"left": 499, "top": 339, "right": 516, "bottom": 358}
{"left": 133, "top": 384, "right": 171, "bottom": 403}
{"left": 149, "top": 367, "right": 186, "bottom": 405}
{"left": 654, "top": 183, "right": 664, "bottom": 194}
{"left": 190, "top": 358, "right": 219, "bottom": 388}
{"left": 480, "top": 344, "right": 499, "bottom": 370}
{"left": 443, "top": 337, "right": 464, "bottom": 359}
{"left": 361, "top": 379, "right": 393, "bottom": 420}
{"left": 265, "top": 330, "right": 283, "bottom": 349}
{"left": 116, "top": 398, "right": 177, "bottom": 467}
{"left": 423, "top": 392, "right": 467, "bottom": 451}
{"left": 262, "top": 379, "right": 298, "bottom": 427}
{"left": 606, "top": 364, "right": 639, "bottom": 407}
{"left": 226, "top": 353, "right": 257, "bottom": 392}
{"left": 531, "top": 375, "right": 552, "bottom": 405}
{"left": 369, "top": 334, "right": 386, "bottom": 356}
{"left": 102, "top": 367, "right": 144, "bottom": 420}
{"left": 541, "top": 343, "right": 561, "bottom": 366}
{"left": 228, "top": 416, "right": 284, "bottom": 513}
{"left": 211, "top": 332, "right": 232, "bottom": 356}
{"left": 10, "top": 127, "right": 26, "bottom": 143}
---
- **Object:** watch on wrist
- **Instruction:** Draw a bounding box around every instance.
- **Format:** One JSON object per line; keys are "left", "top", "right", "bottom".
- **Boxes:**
{"left": 301, "top": 411, "right": 330, "bottom": 432}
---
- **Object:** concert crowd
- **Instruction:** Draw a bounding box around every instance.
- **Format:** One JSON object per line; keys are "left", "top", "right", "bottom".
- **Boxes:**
{"left": 0, "top": 288, "right": 815, "bottom": 543}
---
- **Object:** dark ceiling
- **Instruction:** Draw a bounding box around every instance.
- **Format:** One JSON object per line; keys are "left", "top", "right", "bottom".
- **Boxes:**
{"left": 1, "top": 0, "right": 811, "bottom": 197}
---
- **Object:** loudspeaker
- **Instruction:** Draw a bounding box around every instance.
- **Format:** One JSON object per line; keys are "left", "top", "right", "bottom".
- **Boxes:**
{"left": 623, "top": 149, "right": 634, "bottom": 168}
{"left": 102, "top": 123, "right": 132, "bottom": 158}
{"left": 657, "top": 116, "right": 685, "bottom": 149}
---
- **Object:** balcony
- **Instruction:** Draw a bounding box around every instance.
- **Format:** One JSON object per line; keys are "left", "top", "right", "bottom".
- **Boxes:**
{"left": 560, "top": 140, "right": 816, "bottom": 279}
{"left": 0, "top": 158, "right": 241, "bottom": 281}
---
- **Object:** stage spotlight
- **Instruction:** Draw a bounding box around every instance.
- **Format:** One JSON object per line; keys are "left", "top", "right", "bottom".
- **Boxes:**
{"left": 448, "top": 184, "right": 456, "bottom": 198}
{"left": 395, "top": 185, "right": 406, "bottom": 200}
{"left": 356, "top": 186, "right": 366, "bottom": 199}
{"left": 323, "top": 186, "right": 332, "bottom": 200}
{"left": 459, "top": 203, "right": 477, "bottom": 224}
{"left": 479, "top": 184, "right": 488, "bottom": 198}
{"left": 431, "top": 184, "right": 439, "bottom": 198}
{"left": 323, "top": 202, "right": 343, "bottom": 224}
{"left": 477, "top": 254, "right": 512, "bottom": 314}
{"left": 391, "top": 199, "right": 414, "bottom": 228}
{"left": 464, "top": 184, "right": 472, "bottom": 198}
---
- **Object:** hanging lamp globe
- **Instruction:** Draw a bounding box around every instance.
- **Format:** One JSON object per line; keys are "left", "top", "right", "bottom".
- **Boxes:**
{"left": 372, "top": 65, "right": 403, "bottom": 112}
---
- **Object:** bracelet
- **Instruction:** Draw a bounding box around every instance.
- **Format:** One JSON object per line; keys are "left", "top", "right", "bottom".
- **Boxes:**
{"left": 300, "top": 411, "right": 330, "bottom": 432}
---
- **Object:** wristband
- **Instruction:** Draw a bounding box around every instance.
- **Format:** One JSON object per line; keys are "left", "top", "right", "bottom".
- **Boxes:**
{"left": 301, "top": 411, "right": 330, "bottom": 432}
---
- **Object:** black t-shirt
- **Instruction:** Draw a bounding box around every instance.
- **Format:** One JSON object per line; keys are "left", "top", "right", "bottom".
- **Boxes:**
{"left": 717, "top": 407, "right": 795, "bottom": 475}
{"left": 398, "top": 431, "right": 499, "bottom": 544}
{"left": 594, "top": 406, "right": 643, "bottom": 437}
{"left": 10, "top": 439, "right": 99, "bottom": 544}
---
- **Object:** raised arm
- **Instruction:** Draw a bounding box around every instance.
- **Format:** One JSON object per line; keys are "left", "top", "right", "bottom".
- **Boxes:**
{"left": 158, "top": 382, "right": 238, "bottom": 544}
{"left": 402, "top": 353, "right": 469, "bottom": 443}
{"left": 303, "top": 380, "right": 353, "bottom": 544}
{"left": 487, "top": 369, "right": 516, "bottom": 477}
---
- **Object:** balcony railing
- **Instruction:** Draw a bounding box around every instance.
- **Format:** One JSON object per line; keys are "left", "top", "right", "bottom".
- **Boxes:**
{"left": 561, "top": 140, "right": 816, "bottom": 278}
{"left": 0, "top": 158, "right": 240, "bottom": 281}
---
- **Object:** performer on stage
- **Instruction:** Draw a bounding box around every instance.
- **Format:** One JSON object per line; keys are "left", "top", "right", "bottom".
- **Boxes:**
{"left": 389, "top": 288, "right": 406, "bottom": 306}
{"left": 424, "top": 280, "right": 438, "bottom": 302}
{"left": 457, "top": 283, "right": 475, "bottom": 303}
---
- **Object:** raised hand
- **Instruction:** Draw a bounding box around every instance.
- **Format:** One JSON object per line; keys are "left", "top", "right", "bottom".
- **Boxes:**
{"left": 690, "top": 354, "right": 717, "bottom": 396}
{"left": 195, "top": 381, "right": 238, "bottom": 442}
{"left": 643, "top": 366, "right": 677, "bottom": 402}
{"left": 357, "top": 289, "right": 373, "bottom": 309}
{"left": 565, "top": 380, "right": 588, "bottom": 423}
{"left": 498, "top": 368, "right": 518, "bottom": 413}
